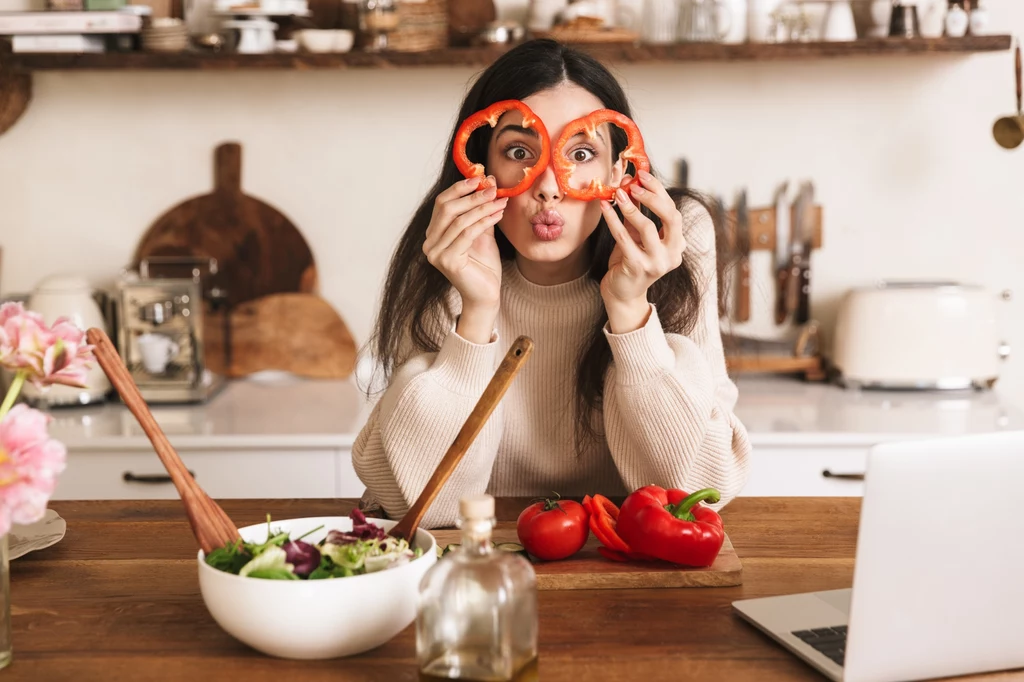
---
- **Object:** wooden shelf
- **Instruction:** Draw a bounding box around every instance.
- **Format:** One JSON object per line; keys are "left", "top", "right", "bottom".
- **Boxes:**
{"left": 1, "top": 35, "right": 1012, "bottom": 71}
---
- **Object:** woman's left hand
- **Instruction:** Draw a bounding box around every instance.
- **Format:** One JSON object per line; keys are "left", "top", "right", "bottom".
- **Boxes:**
{"left": 600, "top": 169, "right": 687, "bottom": 333}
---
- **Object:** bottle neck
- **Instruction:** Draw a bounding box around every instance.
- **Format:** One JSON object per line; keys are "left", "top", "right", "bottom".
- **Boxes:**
{"left": 458, "top": 516, "right": 494, "bottom": 556}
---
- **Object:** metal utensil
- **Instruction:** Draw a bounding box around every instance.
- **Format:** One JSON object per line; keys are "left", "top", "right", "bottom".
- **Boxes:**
{"left": 388, "top": 336, "right": 534, "bottom": 543}
{"left": 795, "top": 181, "right": 815, "bottom": 324}
{"left": 713, "top": 193, "right": 729, "bottom": 318}
{"left": 677, "top": 158, "right": 689, "bottom": 189}
{"left": 773, "top": 181, "right": 791, "bottom": 325}
{"left": 734, "top": 189, "right": 751, "bottom": 322}
{"left": 787, "top": 183, "right": 808, "bottom": 323}
{"left": 993, "top": 42, "right": 1023, "bottom": 150}
{"left": 786, "top": 179, "right": 811, "bottom": 323}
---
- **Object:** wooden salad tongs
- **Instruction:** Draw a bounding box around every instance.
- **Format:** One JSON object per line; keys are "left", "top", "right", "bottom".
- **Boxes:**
{"left": 86, "top": 327, "right": 242, "bottom": 555}
{"left": 387, "top": 335, "right": 534, "bottom": 543}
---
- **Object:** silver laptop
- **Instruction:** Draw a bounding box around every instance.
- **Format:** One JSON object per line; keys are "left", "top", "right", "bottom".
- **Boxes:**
{"left": 732, "top": 431, "right": 1024, "bottom": 682}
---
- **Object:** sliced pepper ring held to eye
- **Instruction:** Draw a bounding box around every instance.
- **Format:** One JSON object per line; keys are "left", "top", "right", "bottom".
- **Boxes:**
{"left": 452, "top": 99, "right": 551, "bottom": 199}
{"left": 552, "top": 109, "right": 651, "bottom": 202}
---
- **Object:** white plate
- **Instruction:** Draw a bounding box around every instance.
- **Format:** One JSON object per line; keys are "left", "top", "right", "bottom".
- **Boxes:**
{"left": 9, "top": 509, "right": 66, "bottom": 560}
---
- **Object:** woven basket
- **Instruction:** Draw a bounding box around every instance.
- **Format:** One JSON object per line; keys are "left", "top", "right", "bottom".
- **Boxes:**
{"left": 341, "top": 0, "right": 448, "bottom": 51}
{"left": 390, "top": 0, "right": 447, "bottom": 51}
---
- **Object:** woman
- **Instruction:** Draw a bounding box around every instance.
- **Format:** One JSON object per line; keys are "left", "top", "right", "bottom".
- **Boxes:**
{"left": 353, "top": 38, "right": 751, "bottom": 528}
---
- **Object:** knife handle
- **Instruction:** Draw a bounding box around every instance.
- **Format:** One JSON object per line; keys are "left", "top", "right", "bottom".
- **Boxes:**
{"left": 796, "top": 255, "right": 811, "bottom": 324}
{"left": 786, "top": 255, "right": 802, "bottom": 323}
{"left": 735, "top": 257, "right": 751, "bottom": 322}
{"left": 775, "top": 266, "right": 790, "bottom": 325}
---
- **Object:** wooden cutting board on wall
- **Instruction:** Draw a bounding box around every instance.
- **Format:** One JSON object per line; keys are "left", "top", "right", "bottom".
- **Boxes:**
{"left": 204, "top": 293, "right": 357, "bottom": 379}
{"left": 134, "top": 142, "right": 317, "bottom": 308}
{"left": 134, "top": 142, "right": 357, "bottom": 379}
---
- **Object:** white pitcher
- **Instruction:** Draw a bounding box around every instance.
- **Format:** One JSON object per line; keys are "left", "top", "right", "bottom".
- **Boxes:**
{"left": 19, "top": 274, "right": 111, "bottom": 407}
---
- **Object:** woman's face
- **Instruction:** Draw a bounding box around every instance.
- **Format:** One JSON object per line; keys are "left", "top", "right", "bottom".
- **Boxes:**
{"left": 485, "top": 82, "right": 624, "bottom": 274}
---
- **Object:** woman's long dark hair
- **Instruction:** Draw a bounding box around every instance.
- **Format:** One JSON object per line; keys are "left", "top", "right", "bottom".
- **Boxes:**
{"left": 367, "top": 38, "right": 724, "bottom": 454}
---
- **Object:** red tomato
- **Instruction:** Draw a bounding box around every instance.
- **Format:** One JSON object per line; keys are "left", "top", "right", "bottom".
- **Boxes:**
{"left": 516, "top": 496, "right": 590, "bottom": 561}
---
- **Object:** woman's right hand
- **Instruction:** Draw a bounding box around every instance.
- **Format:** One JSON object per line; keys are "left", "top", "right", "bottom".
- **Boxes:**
{"left": 423, "top": 176, "right": 506, "bottom": 342}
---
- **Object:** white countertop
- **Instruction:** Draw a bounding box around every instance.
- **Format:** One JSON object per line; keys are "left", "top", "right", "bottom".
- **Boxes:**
{"left": 733, "top": 376, "right": 1024, "bottom": 447}
{"left": 46, "top": 375, "right": 371, "bottom": 451}
{"left": 43, "top": 374, "right": 1024, "bottom": 451}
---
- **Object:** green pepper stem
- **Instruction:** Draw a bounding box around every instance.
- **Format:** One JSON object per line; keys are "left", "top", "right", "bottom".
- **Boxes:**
{"left": 668, "top": 488, "right": 721, "bottom": 522}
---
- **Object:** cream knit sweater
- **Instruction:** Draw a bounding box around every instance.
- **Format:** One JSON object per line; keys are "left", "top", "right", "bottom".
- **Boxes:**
{"left": 353, "top": 203, "right": 752, "bottom": 528}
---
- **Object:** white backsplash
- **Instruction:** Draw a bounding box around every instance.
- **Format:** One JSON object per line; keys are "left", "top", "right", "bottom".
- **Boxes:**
{"left": 1, "top": 2, "right": 1023, "bottom": 404}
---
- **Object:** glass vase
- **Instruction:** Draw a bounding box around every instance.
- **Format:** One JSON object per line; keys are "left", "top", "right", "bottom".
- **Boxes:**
{"left": 0, "top": 534, "right": 11, "bottom": 669}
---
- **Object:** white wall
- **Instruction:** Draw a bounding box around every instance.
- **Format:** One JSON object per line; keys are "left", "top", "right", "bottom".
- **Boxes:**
{"left": 2, "top": 2, "right": 1023, "bottom": 401}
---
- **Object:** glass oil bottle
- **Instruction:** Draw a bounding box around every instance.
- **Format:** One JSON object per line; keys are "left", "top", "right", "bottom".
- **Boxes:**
{"left": 416, "top": 494, "right": 538, "bottom": 681}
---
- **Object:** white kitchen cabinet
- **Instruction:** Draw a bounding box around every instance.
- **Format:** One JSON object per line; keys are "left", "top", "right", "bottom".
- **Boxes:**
{"left": 740, "top": 446, "right": 868, "bottom": 497}
{"left": 42, "top": 376, "right": 1023, "bottom": 501}
{"left": 54, "top": 447, "right": 346, "bottom": 500}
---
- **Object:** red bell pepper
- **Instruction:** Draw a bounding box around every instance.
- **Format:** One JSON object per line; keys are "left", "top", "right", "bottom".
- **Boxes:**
{"left": 583, "top": 494, "right": 654, "bottom": 562}
{"left": 616, "top": 486, "right": 725, "bottom": 568}
{"left": 452, "top": 99, "right": 551, "bottom": 198}
{"left": 552, "top": 109, "right": 651, "bottom": 202}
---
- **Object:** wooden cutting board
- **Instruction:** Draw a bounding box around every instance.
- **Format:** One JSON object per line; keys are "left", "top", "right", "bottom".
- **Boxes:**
{"left": 0, "top": 65, "right": 31, "bottom": 137}
{"left": 133, "top": 142, "right": 317, "bottom": 308}
{"left": 431, "top": 523, "right": 742, "bottom": 590}
{"left": 203, "top": 293, "right": 357, "bottom": 379}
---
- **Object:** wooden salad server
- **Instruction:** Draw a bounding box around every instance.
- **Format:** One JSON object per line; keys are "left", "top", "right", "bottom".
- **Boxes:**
{"left": 388, "top": 335, "right": 534, "bottom": 543}
{"left": 86, "top": 328, "right": 242, "bottom": 554}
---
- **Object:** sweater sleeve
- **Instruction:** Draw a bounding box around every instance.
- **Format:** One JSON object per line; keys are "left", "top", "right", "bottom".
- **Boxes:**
{"left": 601, "top": 202, "right": 752, "bottom": 509}
{"left": 352, "top": 323, "right": 504, "bottom": 529}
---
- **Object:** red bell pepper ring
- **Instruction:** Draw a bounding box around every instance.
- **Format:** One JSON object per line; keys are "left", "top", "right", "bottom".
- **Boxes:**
{"left": 616, "top": 486, "right": 725, "bottom": 568}
{"left": 584, "top": 494, "right": 655, "bottom": 561}
{"left": 452, "top": 99, "right": 551, "bottom": 199}
{"left": 597, "top": 547, "right": 630, "bottom": 562}
{"left": 586, "top": 494, "right": 630, "bottom": 553}
{"left": 552, "top": 109, "right": 651, "bottom": 202}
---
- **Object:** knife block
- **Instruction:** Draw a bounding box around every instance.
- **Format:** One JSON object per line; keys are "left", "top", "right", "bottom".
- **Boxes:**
{"left": 719, "top": 203, "right": 826, "bottom": 382}
{"left": 722, "top": 204, "right": 823, "bottom": 253}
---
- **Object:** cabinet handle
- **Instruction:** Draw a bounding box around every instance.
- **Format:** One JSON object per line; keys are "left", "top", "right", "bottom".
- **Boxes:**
{"left": 822, "top": 469, "right": 864, "bottom": 481}
{"left": 123, "top": 470, "right": 195, "bottom": 484}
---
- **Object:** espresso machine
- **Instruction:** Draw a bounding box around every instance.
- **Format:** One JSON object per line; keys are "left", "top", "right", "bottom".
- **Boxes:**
{"left": 114, "top": 256, "right": 227, "bottom": 403}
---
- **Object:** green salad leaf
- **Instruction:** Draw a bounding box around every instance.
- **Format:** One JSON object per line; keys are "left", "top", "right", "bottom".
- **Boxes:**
{"left": 204, "top": 539, "right": 251, "bottom": 574}
{"left": 307, "top": 554, "right": 356, "bottom": 580}
{"left": 204, "top": 511, "right": 420, "bottom": 581}
{"left": 239, "top": 546, "right": 299, "bottom": 580}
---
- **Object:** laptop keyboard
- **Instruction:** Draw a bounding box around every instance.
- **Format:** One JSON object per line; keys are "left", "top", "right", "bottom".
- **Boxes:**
{"left": 791, "top": 626, "right": 847, "bottom": 666}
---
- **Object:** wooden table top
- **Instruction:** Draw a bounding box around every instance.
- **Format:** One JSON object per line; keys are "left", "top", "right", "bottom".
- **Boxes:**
{"left": 6, "top": 497, "right": 1018, "bottom": 681}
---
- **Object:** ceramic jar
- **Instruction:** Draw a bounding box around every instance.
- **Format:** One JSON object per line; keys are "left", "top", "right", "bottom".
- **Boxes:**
{"left": 19, "top": 274, "right": 111, "bottom": 407}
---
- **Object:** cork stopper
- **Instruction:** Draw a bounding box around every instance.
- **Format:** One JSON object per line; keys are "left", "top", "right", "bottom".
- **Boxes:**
{"left": 459, "top": 494, "right": 495, "bottom": 520}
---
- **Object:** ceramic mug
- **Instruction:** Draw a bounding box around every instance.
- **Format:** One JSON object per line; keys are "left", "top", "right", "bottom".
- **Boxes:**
{"left": 137, "top": 333, "right": 180, "bottom": 374}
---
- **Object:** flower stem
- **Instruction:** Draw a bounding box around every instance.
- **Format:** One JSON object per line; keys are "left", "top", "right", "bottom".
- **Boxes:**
{"left": 0, "top": 371, "right": 27, "bottom": 422}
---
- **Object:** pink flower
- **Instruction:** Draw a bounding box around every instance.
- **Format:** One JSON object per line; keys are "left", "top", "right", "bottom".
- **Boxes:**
{"left": 0, "top": 302, "right": 93, "bottom": 388}
{"left": 41, "top": 318, "right": 94, "bottom": 388}
{"left": 0, "top": 404, "right": 66, "bottom": 536}
{"left": 0, "top": 302, "right": 47, "bottom": 369}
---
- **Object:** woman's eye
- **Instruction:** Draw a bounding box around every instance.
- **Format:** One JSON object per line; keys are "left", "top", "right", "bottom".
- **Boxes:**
{"left": 505, "top": 146, "right": 533, "bottom": 162}
{"left": 571, "top": 148, "right": 595, "bottom": 163}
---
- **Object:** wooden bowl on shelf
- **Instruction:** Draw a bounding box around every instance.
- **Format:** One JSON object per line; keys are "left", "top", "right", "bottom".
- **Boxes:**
{"left": 533, "top": 17, "right": 639, "bottom": 44}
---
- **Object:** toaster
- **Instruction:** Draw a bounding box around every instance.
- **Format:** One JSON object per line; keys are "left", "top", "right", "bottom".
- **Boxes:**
{"left": 831, "top": 281, "right": 1011, "bottom": 390}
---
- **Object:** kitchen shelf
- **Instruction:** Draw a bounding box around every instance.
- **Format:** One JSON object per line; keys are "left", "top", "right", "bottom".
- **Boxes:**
{"left": 0, "top": 35, "right": 1013, "bottom": 71}
{"left": 0, "top": 34, "right": 1011, "bottom": 137}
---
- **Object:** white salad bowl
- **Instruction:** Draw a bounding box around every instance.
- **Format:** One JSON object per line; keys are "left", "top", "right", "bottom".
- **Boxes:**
{"left": 197, "top": 515, "right": 437, "bottom": 659}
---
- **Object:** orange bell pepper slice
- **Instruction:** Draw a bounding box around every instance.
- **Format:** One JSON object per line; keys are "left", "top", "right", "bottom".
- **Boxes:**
{"left": 452, "top": 99, "right": 551, "bottom": 199}
{"left": 552, "top": 109, "right": 651, "bottom": 202}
